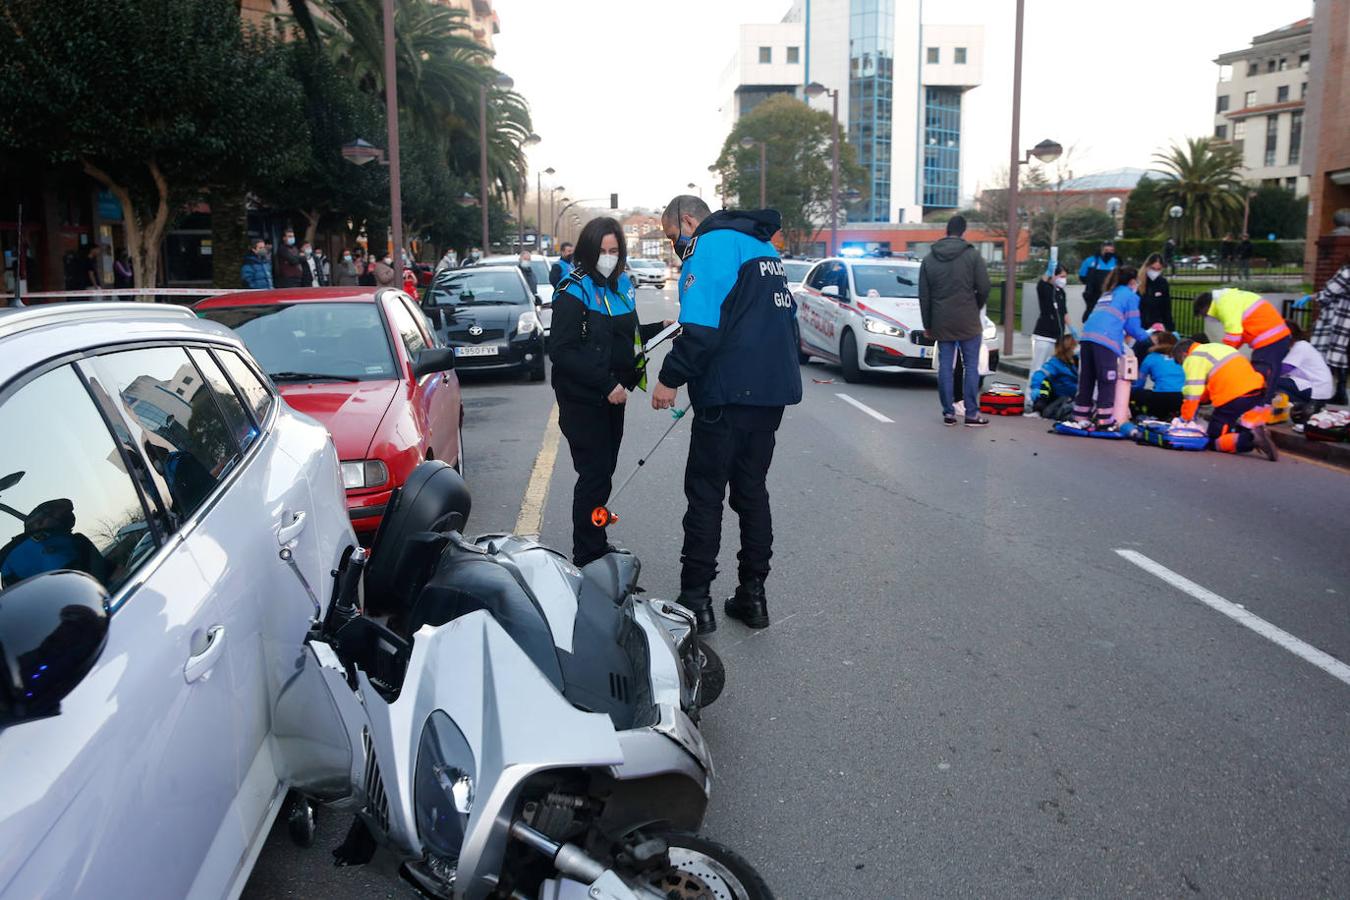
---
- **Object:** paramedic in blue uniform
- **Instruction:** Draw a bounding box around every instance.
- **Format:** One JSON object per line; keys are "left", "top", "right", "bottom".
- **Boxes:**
{"left": 652, "top": 195, "right": 803, "bottom": 634}
{"left": 549, "top": 219, "right": 665, "bottom": 568}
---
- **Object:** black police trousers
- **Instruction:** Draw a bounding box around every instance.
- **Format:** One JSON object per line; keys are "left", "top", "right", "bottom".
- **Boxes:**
{"left": 558, "top": 399, "right": 625, "bottom": 566}
{"left": 679, "top": 406, "right": 782, "bottom": 591}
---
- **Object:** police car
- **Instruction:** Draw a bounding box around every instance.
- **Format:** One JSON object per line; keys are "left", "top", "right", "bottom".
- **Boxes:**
{"left": 794, "top": 257, "right": 999, "bottom": 382}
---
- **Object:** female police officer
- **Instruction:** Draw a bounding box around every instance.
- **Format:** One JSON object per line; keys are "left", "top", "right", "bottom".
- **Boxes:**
{"left": 549, "top": 216, "right": 666, "bottom": 566}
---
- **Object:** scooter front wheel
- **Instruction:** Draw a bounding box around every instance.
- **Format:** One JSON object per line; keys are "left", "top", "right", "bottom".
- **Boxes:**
{"left": 645, "top": 832, "right": 774, "bottom": 900}
{"left": 695, "top": 641, "right": 725, "bottom": 708}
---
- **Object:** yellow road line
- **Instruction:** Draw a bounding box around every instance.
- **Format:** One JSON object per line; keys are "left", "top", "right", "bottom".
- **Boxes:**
{"left": 516, "top": 402, "right": 561, "bottom": 538}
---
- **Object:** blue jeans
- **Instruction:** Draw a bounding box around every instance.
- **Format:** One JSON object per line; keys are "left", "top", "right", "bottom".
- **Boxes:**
{"left": 938, "top": 337, "right": 982, "bottom": 418}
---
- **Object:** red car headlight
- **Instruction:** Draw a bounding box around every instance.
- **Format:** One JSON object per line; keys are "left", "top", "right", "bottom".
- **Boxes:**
{"left": 341, "top": 460, "right": 390, "bottom": 489}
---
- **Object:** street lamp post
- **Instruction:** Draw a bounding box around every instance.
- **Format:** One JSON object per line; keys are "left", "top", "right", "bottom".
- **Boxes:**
{"left": 806, "top": 82, "right": 840, "bottom": 256}
{"left": 551, "top": 187, "right": 565, "bottom": 250}
{"left": 1169, "top": 204, "right": 1184, "bottom": 250}
{"left": 687, "top": 182, "right": 701, "bottom": 199}
{"left": 381, "top": 0, "right": 402, "bottom": 261}
{"left": 480, "top": 73, "right": 515, "bottom": 254}
{"left": 739, "top": 137, "right": 767, "bottom": 208}
{"left": 518, "top": 134, "right": 540, "bottom": 251}
{"left": 535, "top": 166, "right": 554, "bottom": 252}
{"left": 707, "top": 164, "right": 722, "bottom": 207}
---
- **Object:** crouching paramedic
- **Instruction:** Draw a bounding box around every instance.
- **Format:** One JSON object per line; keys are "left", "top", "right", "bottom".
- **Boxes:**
{"left": 1172, "top": 339, "right": 1278, "bottom": 461}
{"left": 652, "top": 195, "right": 803, "bottom": 634}
{"left": 1194, "top": 288, "right": 1291, "bottom": 400}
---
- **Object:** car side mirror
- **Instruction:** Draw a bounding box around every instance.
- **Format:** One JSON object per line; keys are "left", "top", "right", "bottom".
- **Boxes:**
{"left": 413, "top": 347, "right": 456, "bottom": 379}
{"left": 0, "top": 571, "right": 109, "bottom": 725}
{"left": 534, "top": 293, "right": 541, "bottom": 306}
{"left": 820, "top": 284, "right": 840, "bottom": 298}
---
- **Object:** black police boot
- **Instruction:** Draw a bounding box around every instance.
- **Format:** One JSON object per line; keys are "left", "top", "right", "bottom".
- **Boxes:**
{"left": 677, "top": 586, "right": 717, "bottom": 635}
{"left": 724, "top": 578, "right": 769, "bottom": 629}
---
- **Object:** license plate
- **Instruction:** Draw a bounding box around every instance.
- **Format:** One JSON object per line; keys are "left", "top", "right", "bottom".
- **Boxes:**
{"left": 454, "top": 345, "right": 499, "bottom": 357}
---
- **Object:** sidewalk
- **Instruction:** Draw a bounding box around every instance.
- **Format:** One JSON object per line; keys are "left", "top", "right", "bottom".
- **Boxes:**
{"left": 992, "top": 327, "right": 1350, "bottom": 471}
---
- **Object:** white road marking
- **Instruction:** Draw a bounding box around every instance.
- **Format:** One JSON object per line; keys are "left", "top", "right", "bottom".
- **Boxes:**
{"left": 1116, "top": 549, "right": 1350, "bottom": 687}
{"left": 835, "top": 393, "right": 894, "bottom": 423}
{"left": 516, "top": 403, "right": 561, "bottom": 538}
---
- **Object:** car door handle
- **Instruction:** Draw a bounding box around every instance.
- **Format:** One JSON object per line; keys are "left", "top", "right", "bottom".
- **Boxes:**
{"left": 277, "top": 511, "right": 307, "bottom": 545}
{"left": 184, "top": 625, "right": 226, "bottom": 683}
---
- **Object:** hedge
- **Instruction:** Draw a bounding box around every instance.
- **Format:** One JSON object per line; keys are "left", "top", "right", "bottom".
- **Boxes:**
{"left": 1065, "top": 239, "right": 1306, "bottom": 267}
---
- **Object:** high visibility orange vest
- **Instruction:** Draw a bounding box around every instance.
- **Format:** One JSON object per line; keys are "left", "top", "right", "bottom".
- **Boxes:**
{"left": 1181, "top": 343, "right": 1265, "bottom": 417}
{"left": 1209, "top": 289, "right": 1290, "bottom": 349}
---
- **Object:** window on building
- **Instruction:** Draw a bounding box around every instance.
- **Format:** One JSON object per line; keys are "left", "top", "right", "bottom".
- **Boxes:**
{"left": 922, "top": 87, "right": 962, "bottom": 210}
{"left": 1286, "top": 177, "right": 1298, "bottom": 189}
{"left": 786, "top": 46, "right": 799, "bottom": 64}
{"left": 1289, "top": 110, "right": 1303, "bottom": 165}
{"left": 1215, "top": 124, "right": 1228, "bottom": 140}
{"left": 1244, "top": 89, "right": 1257, "bottom": 107}
{"left": 926, "top": 47, "right": 939, "bottom": 64}
{"left": 1278, "top": 57, "right": 1289, "bottom": 71}
{"left": 1264, "top": 115, "right": 1279, "bottom": 167}
{"left": 1267, "top": 58, "right": 1276, "bottom": 73}
{"left": 1302, "top": 81, "right": 1308, "bottom": 99}
{"left": 1216, "top": 95, "right": 1230, "bottom": 113}
{"left": 955, "top": 47, "right": 967, "bottom": 64}
{"left": 1299, "top": 52, "right": 1310, "bottom": 69}
{"left": 1233, "top": 120, "right": 1247, "bottom": 140}
{"left": 1247, "top": 61, "right": 1259, "bottom": 76}
{"left": 758, "top": 46, "right": 771, "bottom": 64}
{"left": 1277, "top": 85, "right": 1289, "bottom": 103}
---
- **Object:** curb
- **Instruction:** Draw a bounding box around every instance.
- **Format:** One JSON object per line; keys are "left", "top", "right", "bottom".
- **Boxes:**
{"left": 998, "top": 359, "right": 1031, "bottom": 380}
{"left": 1270, "top": 427, "right": 1350, "bottom": 470}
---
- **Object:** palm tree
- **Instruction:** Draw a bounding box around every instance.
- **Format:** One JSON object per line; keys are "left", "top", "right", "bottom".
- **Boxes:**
{"left": 1152, "top": 138, "right": 1245, "bottom": 243}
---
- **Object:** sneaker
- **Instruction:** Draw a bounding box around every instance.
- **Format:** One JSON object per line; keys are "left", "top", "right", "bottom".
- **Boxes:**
{"left": 954, "top": 401, "right": 966, "bottom": 417}
{"left": 964, "top": 416, "right": 990, "bottom": 428}
{"left": 943, "top": 414, "right": 958, "bottom": 426}
{"left": 1067, "top": 419, "right": 1094, "bottom": 431}
{"left": 1251, "top": 425, "right": 1279, "bottom": 462}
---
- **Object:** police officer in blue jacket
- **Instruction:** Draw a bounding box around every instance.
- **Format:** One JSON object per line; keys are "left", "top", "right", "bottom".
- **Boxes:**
{"left": 549, "top": 218, "right": 666, "bottom": 567}
{"left": 652, "top": 196, "right": 803, "bottom": 633}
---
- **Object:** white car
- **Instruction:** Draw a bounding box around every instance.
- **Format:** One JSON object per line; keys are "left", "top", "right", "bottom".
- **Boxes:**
{"left": 476, "top": 254, "right": 554, "bottom": 332}
{"left": 781, "top": 259, "right": 813, "bottom": 292}
{"left": 0, "top": 303, "right": 353, "bottom": 899}
{"left": 794, "top": 257, "right": 999, "bottom": 382}
{"left": 626, "top": 258, "right": 668, "bottom": 287}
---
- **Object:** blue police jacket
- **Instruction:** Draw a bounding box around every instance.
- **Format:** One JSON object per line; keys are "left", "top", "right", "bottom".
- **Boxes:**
{"left": 658, "top": 209, "right": 803, "bottom": 411}
{"left": 1081, "top": 284, "right": 1151, "bottom": 356}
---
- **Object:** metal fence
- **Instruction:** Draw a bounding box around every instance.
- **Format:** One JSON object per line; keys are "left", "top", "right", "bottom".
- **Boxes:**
{"left": 1168, "top": 290, "right": 1319, "bottom": 341}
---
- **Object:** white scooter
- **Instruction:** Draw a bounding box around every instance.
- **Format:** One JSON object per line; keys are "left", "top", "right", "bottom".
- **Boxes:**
{"left": 273, "top": 462, "right": 767, "bottom": 900}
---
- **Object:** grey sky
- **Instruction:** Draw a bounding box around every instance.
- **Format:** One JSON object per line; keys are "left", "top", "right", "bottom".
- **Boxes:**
{"left": 493, "top": 0, "right": 1313, "bottom": 211}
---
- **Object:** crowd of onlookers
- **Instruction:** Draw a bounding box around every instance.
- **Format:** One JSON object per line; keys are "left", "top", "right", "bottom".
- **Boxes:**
{"left": 239, "top": 227, "right": 405, "bottom": 291}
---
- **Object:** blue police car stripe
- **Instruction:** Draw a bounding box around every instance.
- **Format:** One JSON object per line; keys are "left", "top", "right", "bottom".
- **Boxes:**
{"left": 678, "top": 230, "right": 778, "bottom": 329}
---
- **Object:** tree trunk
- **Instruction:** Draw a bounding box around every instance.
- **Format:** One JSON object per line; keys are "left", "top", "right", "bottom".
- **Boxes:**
{"left": 211, "top": 190, "right": 248, "bottom": 289}
{"left": 82, "top": 158, "right": 164, "bottom": 295}
{"left": 302, "top": 209, "right": 320, "bottom": 246}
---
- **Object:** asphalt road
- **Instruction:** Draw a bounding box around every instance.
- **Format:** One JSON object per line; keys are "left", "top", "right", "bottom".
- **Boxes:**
{"left": 245, "top": 283, "right": 1350, "bottom": 898}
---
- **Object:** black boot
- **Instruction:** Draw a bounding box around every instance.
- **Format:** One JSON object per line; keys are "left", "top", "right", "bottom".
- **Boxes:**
{"left": 724, "top": 578, "right": 769, "bottom": 629}
{"left": 677, "top": 586, "right": 717, "bottom": 635}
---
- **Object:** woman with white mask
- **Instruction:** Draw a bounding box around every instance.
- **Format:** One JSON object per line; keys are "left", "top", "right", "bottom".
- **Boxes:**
{"left": 1137, "top": 252, "right": 1174, "bottom": 333}
{"left": 548, "top": 216, "right": 666, "bottom": 567}
{"left": 1030, "top": 263, "right": 1070, "bottom": 385}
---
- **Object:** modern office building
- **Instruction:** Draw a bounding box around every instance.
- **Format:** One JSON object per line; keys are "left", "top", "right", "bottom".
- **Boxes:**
{"left": 721, "top": 1, "right": 982, "bottom": 225}
{"left": 1213, "top": 18, "right": 1312, "bottom": 196}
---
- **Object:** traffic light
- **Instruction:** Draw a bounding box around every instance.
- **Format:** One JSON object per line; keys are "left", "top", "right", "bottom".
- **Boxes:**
{"left": 610, "top": 193, "right": 618, "bottom": 209}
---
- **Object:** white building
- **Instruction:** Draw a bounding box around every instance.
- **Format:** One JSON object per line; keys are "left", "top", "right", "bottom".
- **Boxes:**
{"left": 1213, "top": 18, "right": 1312, "bottom": 196}
{"left": 720, "top": 1, "right": 982, "bottom": 225}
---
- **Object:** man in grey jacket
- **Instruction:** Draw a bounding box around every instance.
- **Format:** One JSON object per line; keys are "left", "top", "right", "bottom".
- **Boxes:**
{"left": 919, "top": 215, "right": 992, "bottom": 426}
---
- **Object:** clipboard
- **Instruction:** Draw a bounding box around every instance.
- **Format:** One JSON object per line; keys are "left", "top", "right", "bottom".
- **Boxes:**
{"left": 642, "top": 321, "right": 682, "bottom": 354}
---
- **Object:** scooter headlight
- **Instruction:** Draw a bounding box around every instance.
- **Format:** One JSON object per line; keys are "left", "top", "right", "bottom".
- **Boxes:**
{"left": 414, "top": 711, "right": 476, "bottom": 862}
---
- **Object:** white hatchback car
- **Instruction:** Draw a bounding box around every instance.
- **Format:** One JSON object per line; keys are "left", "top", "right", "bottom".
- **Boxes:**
{"left": 0, "top": 303, "right": 352, "bottom": 899}
{"left": 794, "top": 257, "right": 999, "bottom": 382}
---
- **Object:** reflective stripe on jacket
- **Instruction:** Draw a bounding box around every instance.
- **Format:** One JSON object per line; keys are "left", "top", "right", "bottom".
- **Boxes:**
{"left": 1181, "top": 343, "right": 1265, "bottom": 410}
{"left": 1210, "top": 289, "right": 1291, "bottom": 349}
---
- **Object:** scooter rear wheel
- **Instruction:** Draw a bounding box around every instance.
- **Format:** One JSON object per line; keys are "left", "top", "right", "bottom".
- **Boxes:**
{"left": 645, "top": 832, "right": 775, "bottom": 900}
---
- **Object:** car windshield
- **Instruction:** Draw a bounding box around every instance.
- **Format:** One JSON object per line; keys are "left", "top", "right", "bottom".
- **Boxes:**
{"left": 427, "top": 270, "right": 530, "bottom": 306}
{"left": 199, "top": 303, "right": 397, "bottom": 381}
{"left": 782, "top": 261, "right": 811, "bottom": 283}
{"left": 851, "top": 264, "right": 920, "bottom": 299}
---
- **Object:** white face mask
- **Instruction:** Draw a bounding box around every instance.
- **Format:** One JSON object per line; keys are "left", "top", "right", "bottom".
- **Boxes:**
{"left": 1147, "top": 268, "right": 1161, "bottom": 281}
{"left": 595, "top": 254, "right": 618, "bottom": 277}
{"left": 1053, "top": 276, "right": 1067, "bottom": 289}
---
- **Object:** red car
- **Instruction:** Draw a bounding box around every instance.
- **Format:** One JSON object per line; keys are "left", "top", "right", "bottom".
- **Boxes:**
{"left": 197, "top": 286, "right": 462, "bottom": 537}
